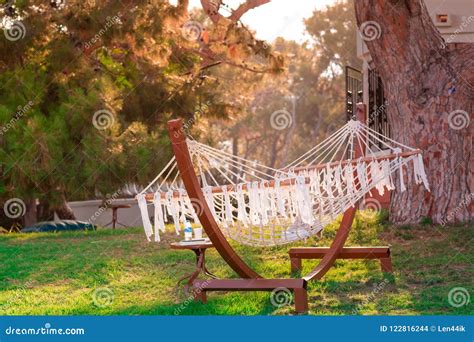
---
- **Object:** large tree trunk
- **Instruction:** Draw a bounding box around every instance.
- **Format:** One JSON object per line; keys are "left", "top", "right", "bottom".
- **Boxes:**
{"left": 354, "top": 0, "right": 473, "bottom": 224}
{"left": 23, "top": 198, "right": 38, "bottom": 227}
{"left": 54, "top": 195, "right": 76, "bottom": 220}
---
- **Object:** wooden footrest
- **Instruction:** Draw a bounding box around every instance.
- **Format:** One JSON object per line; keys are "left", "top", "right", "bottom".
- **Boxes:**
{"left": 289, "top": 246, "right": 392, "bottom": 273}
{"left": 193, "top": 278, "right": 305, "bottom": 290}
{"left": 192, "top": 278, "right": 308, "bottom": 313}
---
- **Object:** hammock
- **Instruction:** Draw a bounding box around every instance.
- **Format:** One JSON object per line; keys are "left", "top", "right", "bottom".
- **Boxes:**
{"left": 136, "top": 119, "right": 429, "bottom": 247}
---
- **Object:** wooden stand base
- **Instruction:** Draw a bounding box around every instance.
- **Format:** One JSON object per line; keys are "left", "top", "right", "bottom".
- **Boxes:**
{"left": 166, "top": 110, "right": 395, "bottom": 316}
{"left": 289, "top": 246, "right": 393, "bottom": 274}
{"left": 192, "top": 278, "right": 308, "bottom": 313}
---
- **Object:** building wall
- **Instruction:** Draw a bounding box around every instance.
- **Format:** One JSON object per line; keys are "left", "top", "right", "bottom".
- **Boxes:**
{"left": 425, "top": 0, "right": 474, "bottom": 43}
{"left": 357, "top": 0, "right": 474, "bottom": 107}
{"left": 67, "top": 198, "right": 147, "bottom": 228}
{"left": 357, "top": 0, "right": 474, "bottom": 63}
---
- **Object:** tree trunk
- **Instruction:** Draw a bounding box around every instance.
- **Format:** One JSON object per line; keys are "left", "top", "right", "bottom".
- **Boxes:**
{"left": 268, "top": 135, "right": 280, "bottom": 169}
{"left": 23, "top": 198, "right": 37, "bottom": 227}
{"left": 354, "top": 0, "right": 473, "bottom": 224}
{"left": 37, "top": 200, "right": 54, "bottom": 221}
{"left": 54, "top": 195, "right": 76, "bottom": 220}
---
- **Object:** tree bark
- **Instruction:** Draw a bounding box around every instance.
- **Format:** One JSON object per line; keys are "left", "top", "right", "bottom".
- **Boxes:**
{"left": 23, "top": 198, "right": 37, "bottom": 227}
{"left": 37, "top": 200, "right": 54, "bottom": 222}
{"left": 54, "top": 195, "right": 76, "bottom": 220}
{"left": 354, "top": 0, "right": 473, "bottom": 224}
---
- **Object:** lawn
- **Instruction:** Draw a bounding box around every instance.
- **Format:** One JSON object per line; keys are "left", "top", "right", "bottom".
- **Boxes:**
{"left": 0, "top": 212, "right": 472, "bottom": 315}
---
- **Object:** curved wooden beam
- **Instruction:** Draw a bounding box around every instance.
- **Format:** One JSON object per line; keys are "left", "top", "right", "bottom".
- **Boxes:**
{"left": 303, "top": 206, "right": 356, "bottom": 281}
{"left": 167, "top": 119, "right": 261, "bottom": 279}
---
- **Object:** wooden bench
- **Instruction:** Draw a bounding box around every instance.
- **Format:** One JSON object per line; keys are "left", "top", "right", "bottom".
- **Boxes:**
{"left": 289, "top": 246, "right": 393, "bottom": 274}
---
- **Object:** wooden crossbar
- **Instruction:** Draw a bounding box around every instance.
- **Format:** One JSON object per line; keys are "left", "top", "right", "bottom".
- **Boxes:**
{"left": 144, "top": 149, "right": 421, "bottom": 201}
{"left": 282, "top": 149, "right": 420, "bottom": 173}
{"left": 192, "top": 278, "right": 308, "bottom": 313}
{"left": 290, "top": 246, "right": 390, "bottom": 258}
{"left": 289, "top": 246, "right": 392, "bottom": 274}
{"left": 193, "top": 278, "right": 306, "bottom": 290}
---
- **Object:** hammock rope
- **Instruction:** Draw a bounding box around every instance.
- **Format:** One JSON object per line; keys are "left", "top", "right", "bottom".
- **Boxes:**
{"left": 136, "top": 119, "right": 429, "bottom": 246}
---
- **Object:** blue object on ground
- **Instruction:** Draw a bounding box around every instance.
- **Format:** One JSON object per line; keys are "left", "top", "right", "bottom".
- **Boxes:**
{"left": 21, "top": 220, "right": 96, "bottom": 233}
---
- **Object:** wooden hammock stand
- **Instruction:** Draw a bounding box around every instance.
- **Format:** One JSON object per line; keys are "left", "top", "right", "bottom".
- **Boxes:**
{"left": 167, "top": 104, "right": 392, "bottom": 313}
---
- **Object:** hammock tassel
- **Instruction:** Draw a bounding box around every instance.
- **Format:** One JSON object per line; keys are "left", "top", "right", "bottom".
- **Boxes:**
{"left": 295, "top": 176, "right": 314, "bottom": 225}
{"left": 223, "top": 186, "right": 234, "bottom": 225}
{"left": 371, "top": 160, "right": 385, "bottom": 196}
{"left": 334, "top": 165, "right": 344, "bottom": 195}
{"left": 137, "top": 194, "right": 152, "bottom": 241}
{"left": 203, "top": 186, "right": 219, "bottom": 223}
{"left": 236, "top": 184, "right": 249, "bottom": 227}
{"left": 178, "top": 190, "right": 187, "bottom": 225}
{"left": 275, "top": 179, "right": 288, "bottom": 218}
{"left": 259, "top": 181, "right": 270, "bottom": 225}
{"left": 398, "top": 157, "right": 407, "bottom": 192}
{"left": 382, "top": 159, "right": 395, "bottom": 190}
{"left": 345, "top": 163, "right": 356, "bottom": 207}
{"left": 356, "top": 160, "right": 369, "bottom": 190}
{"left": 166, "top": 191, "right": 181, "bottom": 235}
{"left": 153, "top": 192, "right": 165, "bottom": 242}
{"left": 248, "top": 182, "right": 260, "bottom": 225}
{"left": 414, "top": 154, "right": 430, "bottom": 191}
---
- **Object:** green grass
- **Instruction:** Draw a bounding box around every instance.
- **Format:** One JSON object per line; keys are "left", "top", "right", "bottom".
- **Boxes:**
{"left": 0, "top": 212, "right": 472, "bottom": 315}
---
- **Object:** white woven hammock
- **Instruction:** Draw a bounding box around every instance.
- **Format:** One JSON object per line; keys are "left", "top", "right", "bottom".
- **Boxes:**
{"left": 136, "top": 119, "right": 429, "bottom": 247}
